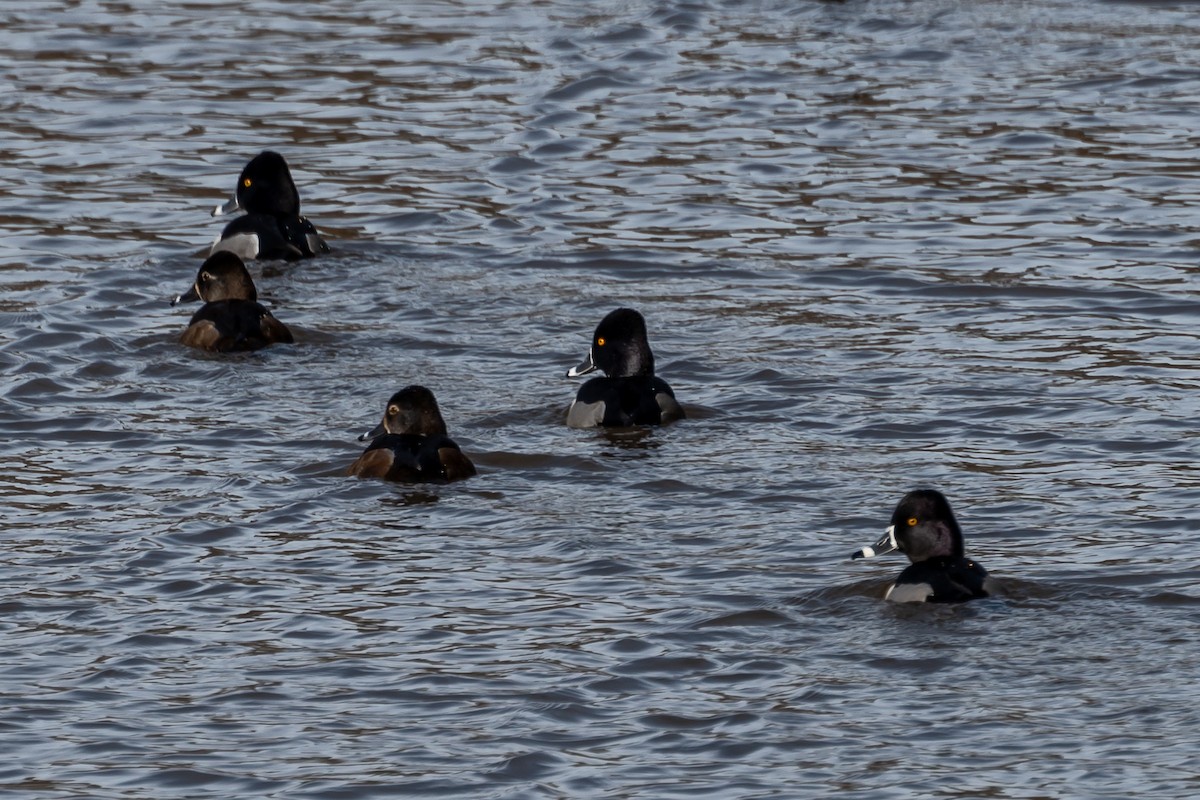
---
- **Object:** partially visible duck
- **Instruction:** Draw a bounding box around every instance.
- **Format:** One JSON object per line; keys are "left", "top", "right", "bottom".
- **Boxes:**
{"left": 348, "top": 385, "right": 476, "bottom": 483}
{"left": 210, "top": 150, "right": 329, "bottom": 261}
{"left": 851, "top": 489, "right": 993, "bottom": 603}
{"left": 171, "top": 251, "right": 293, "bottom": 352}
{"left": 565, "top": 307, "right": 685, "bottom": 428}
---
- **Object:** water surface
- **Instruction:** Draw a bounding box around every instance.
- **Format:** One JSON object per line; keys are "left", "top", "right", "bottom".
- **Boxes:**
{"left": 3, "top": 0, "right": 1200, "bottom": 797}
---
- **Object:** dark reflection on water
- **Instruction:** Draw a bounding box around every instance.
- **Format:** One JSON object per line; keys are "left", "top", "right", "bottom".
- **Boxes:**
{"left": 4, "top": 0, "right": 1200, "bottom": 797}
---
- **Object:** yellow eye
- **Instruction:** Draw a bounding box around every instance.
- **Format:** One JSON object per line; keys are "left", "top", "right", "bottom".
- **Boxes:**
{"left": 388, "top": 405, "right": 399, "bottom": 416}
{"left": 597, "top": 337, "right": 606, "bottom": 346}
{"left": 907, "top": 517, "right": 918, "bottom": 526}
{"left": 243, "top": 178, "right": 252, "bottom": 187}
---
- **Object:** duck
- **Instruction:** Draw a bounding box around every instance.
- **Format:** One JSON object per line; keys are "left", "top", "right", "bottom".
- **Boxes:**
{"left": 210, "top": 150, "right": 329, "bottom": 261}
{"left": 347, "top": 385, "right": 476, "bottom": 483}
{"left": 564, "top": 307, "right": 685, "bottom": 428}
{"left": 170, "top": 251, "right": 294, "bottom": 352}
{"left": 850, "top": 489, "right": 993, "bottom": 603}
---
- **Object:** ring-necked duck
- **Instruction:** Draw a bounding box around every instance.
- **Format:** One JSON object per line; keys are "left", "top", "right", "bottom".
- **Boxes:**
{"left": 210, "top": 150, "right": 329, "bottom": 261}
{"left": 851, "top": 489, "right": 993, "bottom": 603}
{"left": 170, "top": 251, "right": 294, "bottom": 352}
{"left": 347, "top": 385, "right": 476, "bottom": 483}
{"left": 564, "top": 307, "right": 685, "bottom": 428}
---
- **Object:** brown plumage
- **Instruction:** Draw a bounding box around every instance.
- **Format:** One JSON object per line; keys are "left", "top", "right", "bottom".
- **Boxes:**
{"left": 171, "top": 251, "right": 293, "bottom": 352}
{"left": 347, "top": 385, "right": 476, "bottom": 483}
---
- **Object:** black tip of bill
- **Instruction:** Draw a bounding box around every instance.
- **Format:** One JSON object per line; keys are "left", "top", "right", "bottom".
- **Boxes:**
{"left": 850, "top": 525, "right": 897, "bottom": 561}
{"left": 566, "top": 351, "right": 597, "bottom": 379}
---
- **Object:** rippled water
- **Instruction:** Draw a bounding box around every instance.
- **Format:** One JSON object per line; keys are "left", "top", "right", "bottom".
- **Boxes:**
{"left": 4, "top": 0, "right": 1200, "bottom": 796}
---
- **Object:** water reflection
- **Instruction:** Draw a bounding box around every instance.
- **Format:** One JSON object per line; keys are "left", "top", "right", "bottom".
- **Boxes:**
{"left": 3, "top": 0, "right": 1200, "bottom": 797}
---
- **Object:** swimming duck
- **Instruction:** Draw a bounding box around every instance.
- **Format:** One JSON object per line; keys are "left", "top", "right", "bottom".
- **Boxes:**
{"left": 348, "top": 385, "right": 476, "bottom": 483}
{"left": 851, "top": 489, "right": 993, "bottom": 603}
{"left": 565, "top": 307, "right": 685, "bottom": 428}
{"left": 211, "top": 150, "right": 329, "bottom": 261}
{"left": 171, "top": 251, "right": 293, "bottom": 352}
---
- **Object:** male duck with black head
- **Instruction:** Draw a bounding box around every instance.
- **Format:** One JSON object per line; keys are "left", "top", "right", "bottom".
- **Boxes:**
{"left": 211, "top": 150, "right": 329, "bottom": 261}
{"left": 348, "top": 385, "right": 476, "bottom": 483}
{"left": 851, "top": 489, "right": 994, "bottom": 603}
{"left": 565, "top": 307, "right": 685, "bottom": 428}
{"left": 171, "top": 251, "right": 293, "bottom": 352}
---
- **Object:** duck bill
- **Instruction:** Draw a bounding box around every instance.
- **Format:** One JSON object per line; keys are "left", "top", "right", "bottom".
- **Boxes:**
{"left": 566, "top": 350, "right": 597, "bottom": 378}
{"left": 171, "top": 283, "right": 200, "bottom": 306}
{"left": 212, "top": 195, "right": 240, "bottom": 217}
{"left": 851, "top": 525, "right": 898, "bottom": 560}
{"left": 357, "top": 421, "right": 387, "bottom": 442}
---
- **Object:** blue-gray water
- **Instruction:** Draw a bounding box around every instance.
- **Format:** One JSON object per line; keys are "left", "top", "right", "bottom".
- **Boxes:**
{"left": 3, "top": 0, "right": 1200, "bottom": 797}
